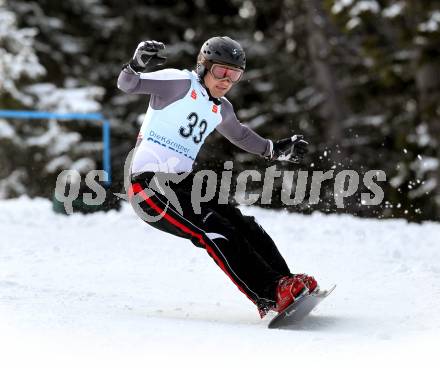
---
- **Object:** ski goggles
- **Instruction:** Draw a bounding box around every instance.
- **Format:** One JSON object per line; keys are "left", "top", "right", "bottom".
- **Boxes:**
{"left": 209, "top": 64, "right": 243, "bottom": 83}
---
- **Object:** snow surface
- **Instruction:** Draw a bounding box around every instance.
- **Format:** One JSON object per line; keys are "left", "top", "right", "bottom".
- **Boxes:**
{"left": 1, "top": 197, "right": 440, "bottom": 367}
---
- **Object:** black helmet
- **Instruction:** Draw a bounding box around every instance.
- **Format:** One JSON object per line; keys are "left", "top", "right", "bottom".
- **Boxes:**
{"left": 196, "top": 36, "right": 246, "bottom": 79}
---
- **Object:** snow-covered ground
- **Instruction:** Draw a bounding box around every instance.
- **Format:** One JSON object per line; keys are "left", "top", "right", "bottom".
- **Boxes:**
{"left": 1, "top": 197, "right": 440, "bottom": 367}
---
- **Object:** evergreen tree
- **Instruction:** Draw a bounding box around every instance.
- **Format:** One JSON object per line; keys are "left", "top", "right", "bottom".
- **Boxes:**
{"left": 1, "top": 0, "right": 439, "bottom": 220}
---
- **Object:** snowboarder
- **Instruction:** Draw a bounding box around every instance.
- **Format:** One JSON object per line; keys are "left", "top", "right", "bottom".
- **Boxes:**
{"left": 117, "top": 36, "right": 318, "bottom": 318}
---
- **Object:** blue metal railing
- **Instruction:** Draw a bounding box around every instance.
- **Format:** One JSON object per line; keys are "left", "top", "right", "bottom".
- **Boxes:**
{"left": 0, "top": 110, "right": 111, "bottom": 185}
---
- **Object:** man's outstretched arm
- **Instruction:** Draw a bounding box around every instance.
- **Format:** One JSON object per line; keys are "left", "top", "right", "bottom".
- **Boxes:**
{"left": 216, "top": 98, "right": 272, "bottom": 156}
{"left": 117, "top": 67, "right": 190, "bottom": 98}
{"left": 216, "top": 98, "right": 309, "bottom": 162}
{"left": 117, "top": 40, "right": 191, "bottom": 100}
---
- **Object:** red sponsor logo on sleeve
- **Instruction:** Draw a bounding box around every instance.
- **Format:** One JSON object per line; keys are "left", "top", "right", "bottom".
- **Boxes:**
{"left": 191, "top": 90, "right": 197, "bottom": 100}
{"left": 212, "top": 104, "right": 218, "bottom": 113}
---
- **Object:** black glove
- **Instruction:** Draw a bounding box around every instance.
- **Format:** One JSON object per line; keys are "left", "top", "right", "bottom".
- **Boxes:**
{"left": 128, "top": 40, "right": 166, "bottom": 72}
{"left": 269, "top": 135, "right": 309, "bottom": 163}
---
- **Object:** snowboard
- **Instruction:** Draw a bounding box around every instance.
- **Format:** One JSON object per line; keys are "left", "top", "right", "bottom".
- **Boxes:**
{"left": 268, "top": 285, "right": 336, "bottom": 329}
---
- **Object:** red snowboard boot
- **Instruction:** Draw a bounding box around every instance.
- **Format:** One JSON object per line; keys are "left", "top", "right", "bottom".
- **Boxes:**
{"left": 294, "top": 273, "right": 319, "bottom": 293}
{"left": 274, "top": 276, "right": 307, "bottom": 313}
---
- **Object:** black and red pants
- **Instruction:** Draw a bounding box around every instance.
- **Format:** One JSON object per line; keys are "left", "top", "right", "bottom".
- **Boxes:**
{"left": 129, "top": 171, "right": 292, "bottom": 316}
